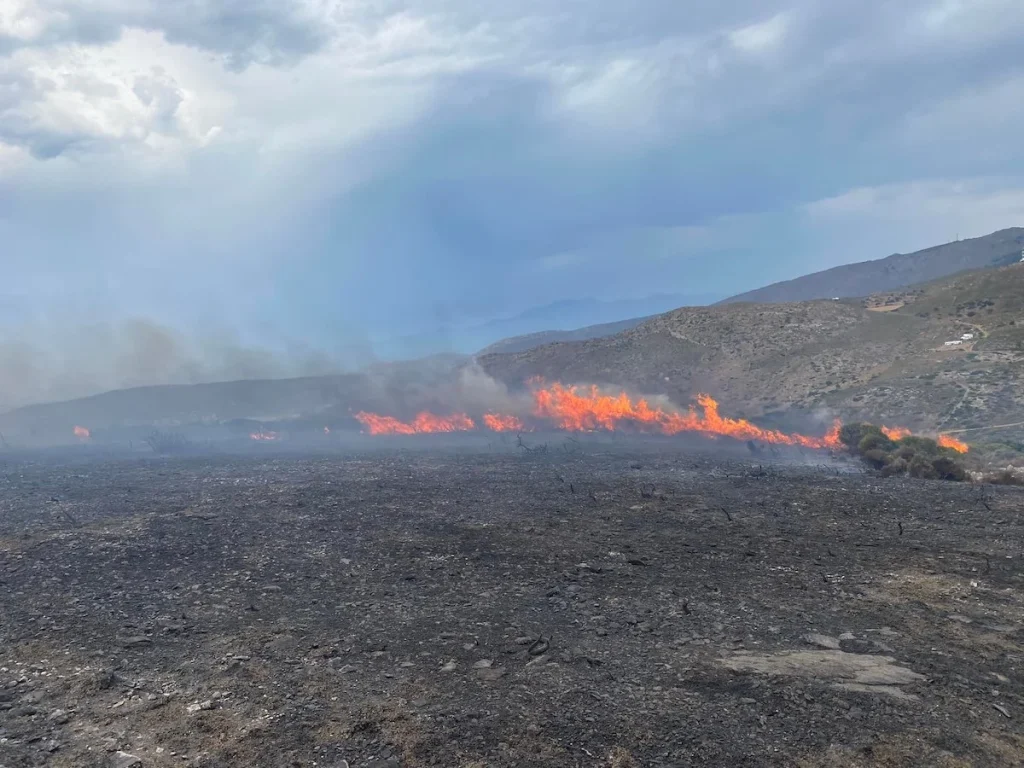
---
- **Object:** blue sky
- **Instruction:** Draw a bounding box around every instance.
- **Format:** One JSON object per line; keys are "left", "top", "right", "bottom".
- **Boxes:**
{"left": 2, "top": 0, "right": 1024, "bottom": 406}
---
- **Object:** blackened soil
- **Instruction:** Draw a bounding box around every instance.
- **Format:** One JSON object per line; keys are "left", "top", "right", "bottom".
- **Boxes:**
{"left": 1, "top": 447, "right": 1023, "bottom": 767}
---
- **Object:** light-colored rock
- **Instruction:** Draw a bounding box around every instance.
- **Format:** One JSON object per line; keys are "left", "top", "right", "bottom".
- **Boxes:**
{"left": 721, "top": 650, "right": 925, "bottom": 700}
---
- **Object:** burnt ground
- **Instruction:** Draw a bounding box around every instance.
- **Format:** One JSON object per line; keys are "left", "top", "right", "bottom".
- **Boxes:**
{"left": 1, "top": 443, "right": 1023, "bottom": 767}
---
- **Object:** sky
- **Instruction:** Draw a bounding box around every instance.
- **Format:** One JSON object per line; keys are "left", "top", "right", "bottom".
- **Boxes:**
{"left": 2, "top": 0, "right": 1024, "bottom": 407}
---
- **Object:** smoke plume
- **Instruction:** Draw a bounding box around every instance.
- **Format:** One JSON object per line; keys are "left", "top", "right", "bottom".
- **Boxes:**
{"left": 0, "top": 319, "right": 349, "bottom": 412}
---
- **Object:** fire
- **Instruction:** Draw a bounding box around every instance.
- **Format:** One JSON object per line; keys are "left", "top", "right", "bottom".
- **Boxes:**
{"left": 73, "top": 425, "right": 91, "bottom": 440}
{"left": 250, "top": 430, "right": 279, "bottom": 441}
{"left": 483, "top": 413, "right": 526, "bottom": 432}
{"left": 324, "top": 426, "right": 331, "bottom": 435}
{"left": 881, "top": 426, "right": 912, "bottom": 441}
{"left": 938, "top": 434, "right": 969, "bottom": 453}
{"left": 354, "top": 411, "right": 476, "bottom": 436}
{"left": 530, "top": 382, "right": 842, "bottom": 449}
{"left": 352, "top": 382, "right": 843, "bottom": 448}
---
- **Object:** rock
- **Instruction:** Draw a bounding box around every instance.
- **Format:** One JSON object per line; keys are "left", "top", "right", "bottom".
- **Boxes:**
{"left": 48, "top": 709, "right": 70, "bottom": 724}
{"left": 475, "top": 666, "right": 507, "bottom": 681}
{"left": 803, "top": 633, "right": 841, "bottom": 650}
{"left": 186, "top": 700, "right": 214, "bottom": 714}
{"left": 440, "top": 661, "right": 457, "bottom": 673}
{"left": 721, "top": 650, "right": 925, "bottom": 700}
{"left": 338, "top": 665, "right": 358, "bottom": 674}
{"left": 111, "top": 751, "right": 143, "bottom": 768}
{"left": 839, "top": 632, "right": 856, "bottom": 641}
{"left": 121, "top": 636, "right": 152, "bottom": 649}
{"left": 472, "top": 659, "right": 493, "bottom": 669}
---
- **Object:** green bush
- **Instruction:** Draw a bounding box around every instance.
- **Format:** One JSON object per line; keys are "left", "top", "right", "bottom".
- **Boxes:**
{"left": 908, "top": 455, "right": 939, "bottom": 480}
{"left": 841, "top": 422, "right": 968, "bottom": 482}
{"left": 931, "top": 456, "right": 967, "bottom": 482}
{"left": 859, "top": 432, "right": 895, "bottom": 454}
{"left": 880, "top": 457, "right": 909, "bottom": 477}
{"left": 861, "top": 448, "right": 891, "bottom": 468}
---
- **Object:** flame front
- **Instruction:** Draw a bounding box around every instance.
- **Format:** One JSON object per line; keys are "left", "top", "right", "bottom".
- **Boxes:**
{"left": 351, "top": 382, "right": 842, "bottom": 448}
{"left": 73, "top": 425, "right": 91, "bottom": 440}
{"left": 483, "top": 413, "right": 525, "bottom": 432}
{"left": 938, "top": 434, "right": 969, "bottom": 453}
{"left": 531, "top": 382, "right": 842, "bottom": 449}
{"left": 881, "top": 426, "right": 912, "bottom": 441}
{"left": 354, "top": 411, "right": 476, "bottom": 435}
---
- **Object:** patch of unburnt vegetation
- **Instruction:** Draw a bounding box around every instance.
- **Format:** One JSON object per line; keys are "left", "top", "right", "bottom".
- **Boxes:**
{"left": 983, "top": 469, "right": 1024, "bottom": 486}
{"left": 839, "top": 423, "right": 968, "bottom": 481}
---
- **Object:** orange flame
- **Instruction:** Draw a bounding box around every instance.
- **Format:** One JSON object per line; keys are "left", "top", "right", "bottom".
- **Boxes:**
{"left": 250, "top": 430, "right": 279, "bottom": 441}
{"left": 881, "top": 426, "right": 912, "bottom": 441}
{"left": 530, "top": 382, "right": 841, "bottom": 449}
{"left": 483, "top": 413, "right": 526, "bottom": 432}
{"left": 73, "top": 425, "right": 91, "bottom": 440}
{"left": 354, "top": 411, "right": 475, "bottom": 435}
{"left": 938, "top": 434, "right": 969, "bottom": 453}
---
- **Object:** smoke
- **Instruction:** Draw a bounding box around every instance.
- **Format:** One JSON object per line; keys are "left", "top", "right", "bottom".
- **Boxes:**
{"left": 0, "top": 318, "right": 352, "bottom": 412}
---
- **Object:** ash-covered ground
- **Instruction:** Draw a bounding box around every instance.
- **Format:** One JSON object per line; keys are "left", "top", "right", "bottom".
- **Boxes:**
{"left": 1, "top": 441, "right": 1023, "bottom": 767}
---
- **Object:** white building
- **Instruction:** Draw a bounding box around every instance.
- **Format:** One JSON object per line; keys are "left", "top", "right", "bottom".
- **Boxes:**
{"left": 961, "top": 333, "right": 974, "bottom": 340}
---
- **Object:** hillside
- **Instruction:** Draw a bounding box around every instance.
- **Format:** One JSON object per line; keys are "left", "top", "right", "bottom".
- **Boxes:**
{"left": 0, "top": 355, "right": 469, "bottom": 442}
{"left": 480, "top": 263, "right": 1024, "bottom": 438}
{"left": 721, "top": 227, "right": 1024, "bottom": 305}
{"left": 478, "top": 315, "right": 654, "bottom": 356}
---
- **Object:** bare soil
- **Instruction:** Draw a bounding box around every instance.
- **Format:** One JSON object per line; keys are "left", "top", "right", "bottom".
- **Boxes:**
{"left": 1, "top": 443, "right": 1023, "bottom": 767}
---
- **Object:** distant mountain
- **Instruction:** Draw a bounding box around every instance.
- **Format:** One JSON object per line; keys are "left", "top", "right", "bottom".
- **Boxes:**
{"left": 377, "top": 293, "right": 720, "bottom": 359}
{"left": 720, "top": 228, "right": 1024, "bottom": 305}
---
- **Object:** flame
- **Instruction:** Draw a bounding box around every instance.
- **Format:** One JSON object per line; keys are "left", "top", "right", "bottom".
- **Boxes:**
{"left": 530, "top": 382, "right": 841, "bottom": 449}
{"left": 250, "top": 430, "right": 279, "bottom": 441}
{"left": 483, "top": 413, "right": 526, "bottom": 432}
{"left": 881, "top": 426, "right": 912, "bottom": 441}
{"left": 938, "top": 434, "right": 969, "bottom": 453}
{"left": 324, "top": 426, "right": 331, "bottom": 435}
{"left": 354, "top": 411, "right": 475, "bottom": 435}
{"left": 352, "top": 382, "right": 843, "bottom": 448}
{"left": 73, "top": 425, "right": 91, "bottom": 440}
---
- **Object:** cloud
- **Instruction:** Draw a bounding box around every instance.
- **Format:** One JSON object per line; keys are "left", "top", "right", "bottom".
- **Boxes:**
{"left": 1, "top": 0, "right": 1023, "bottom": 406}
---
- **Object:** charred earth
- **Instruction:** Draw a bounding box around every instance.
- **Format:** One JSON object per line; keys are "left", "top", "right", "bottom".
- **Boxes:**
{"left": 1, "top": 443, "right": 1023, "bottom": 767}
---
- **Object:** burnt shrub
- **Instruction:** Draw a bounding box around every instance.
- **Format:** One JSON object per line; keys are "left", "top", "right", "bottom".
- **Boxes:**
{"left": 145, "top": 430, "right": 193, "bottom": 455}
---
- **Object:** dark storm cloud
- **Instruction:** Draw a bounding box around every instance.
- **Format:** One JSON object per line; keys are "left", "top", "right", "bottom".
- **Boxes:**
{"left": 1, "top": 0, "right": 1023, "bottom": 407}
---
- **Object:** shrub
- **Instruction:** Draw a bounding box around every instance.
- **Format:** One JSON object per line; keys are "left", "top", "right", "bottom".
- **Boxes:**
{"left": 931, "top": 456, "right": 967, "bottom": 482}
{"left": 908, "top": 455, "right": 939, "bottom": 479}
{"left": 859, "top": 432, "right": 895, "bottom": 454}
{"left": 896, "top": 435, "right": 942, "bottom": 457}
{"left": 880, "top": 457, "right": 909, "bottom": 477}
{"left": 861, "top": 448, "right": 891, "bottom": 469}
{"left": 984, "top": 470, "right": 1024, "bottom": 486}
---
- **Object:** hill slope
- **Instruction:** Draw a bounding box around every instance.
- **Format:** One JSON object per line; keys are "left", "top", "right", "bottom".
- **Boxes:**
{"left": 480, "top": 264, "right": 1024, "bottom": 436}
{"left": 720, "top": 227, "right": 1024, "bottom": 305}
{"left": 478, "top": 315, "right": 655, "bottom": 356}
